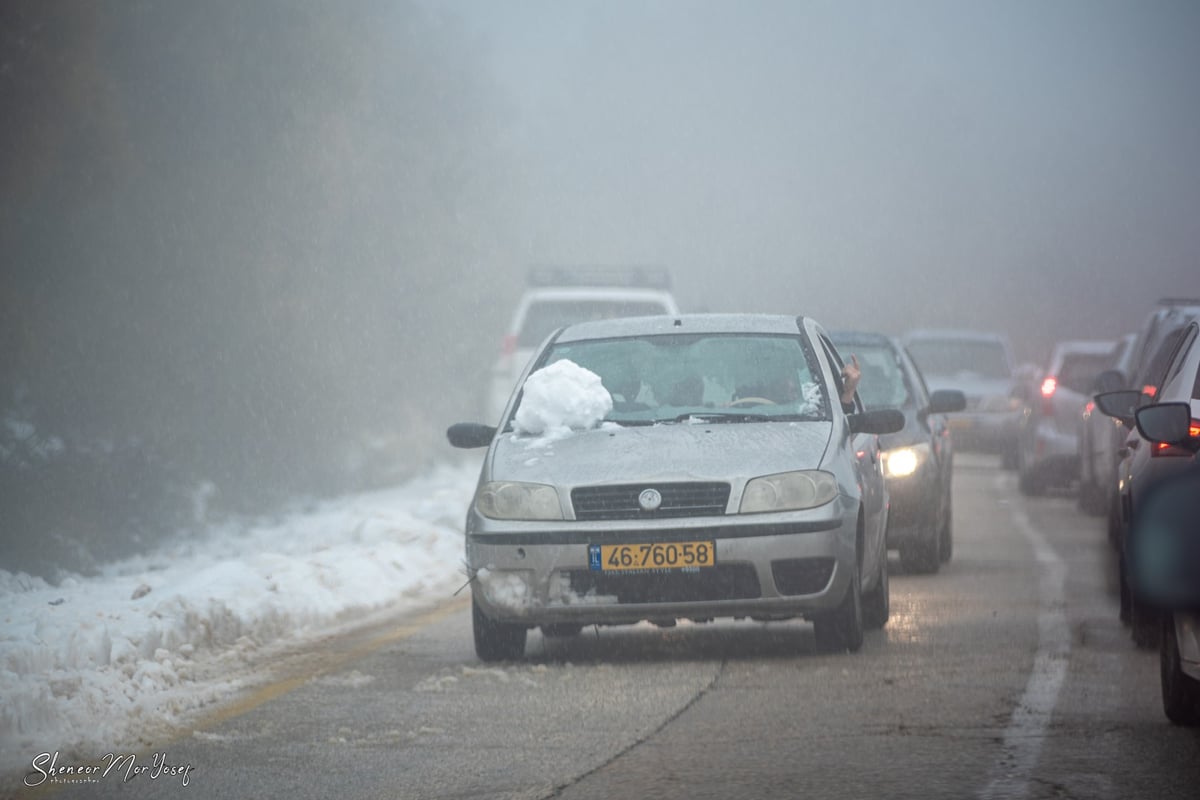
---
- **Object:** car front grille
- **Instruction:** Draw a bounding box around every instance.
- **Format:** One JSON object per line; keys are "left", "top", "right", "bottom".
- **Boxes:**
{"left": 771, "top": 557, "right": 835, "bottom": 596}
{"left": 571, "top": 482, "right": 731, "bottom": 521}
{"left": 566, "top": 564, "right": 760, "bottom": 603}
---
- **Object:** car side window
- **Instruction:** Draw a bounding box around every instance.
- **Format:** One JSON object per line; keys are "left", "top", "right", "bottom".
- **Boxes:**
{"left": 1161, "top": 323, "right": 1197, "bottom": 395}
{"left": 817, "top": 334, "right": 861, "bottom": 414}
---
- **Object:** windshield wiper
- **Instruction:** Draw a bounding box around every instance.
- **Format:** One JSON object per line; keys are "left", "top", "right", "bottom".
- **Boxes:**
{"left": 656, "top": 412, "right": 770, "bottom": 424}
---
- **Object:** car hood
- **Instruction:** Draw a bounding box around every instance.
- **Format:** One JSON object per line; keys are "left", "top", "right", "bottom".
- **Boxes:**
{"left": 491, "top": 421, "right": 834, "bottom": 486}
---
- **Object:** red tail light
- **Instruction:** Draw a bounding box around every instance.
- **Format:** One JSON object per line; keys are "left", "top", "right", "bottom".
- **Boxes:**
{"left": 1142, "top": 384, "right": 1158, "bottom": 398}
{"left": 501, "top": 334, "right": 517, "bottom": 356}
{"left": 1040, "top": 376, "right": 1057, "bottom": 415}
{"left": 1152, "top": 421, "right": 1200, "bottom": 457}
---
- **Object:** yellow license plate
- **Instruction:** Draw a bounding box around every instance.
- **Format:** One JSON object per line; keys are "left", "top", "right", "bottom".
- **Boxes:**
{"left": 588, "top": 541, "right": 716, "bottom": 572}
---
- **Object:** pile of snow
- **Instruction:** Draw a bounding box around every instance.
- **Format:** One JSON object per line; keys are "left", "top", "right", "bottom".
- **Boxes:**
{"left": 512, "top": 359, "right": 612, "bottom": 441}
{"left": 0, "top": 458, "right": 481, "bottom": 780}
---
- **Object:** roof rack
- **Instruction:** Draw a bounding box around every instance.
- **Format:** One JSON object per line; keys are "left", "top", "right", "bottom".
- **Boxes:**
{"left": 527, "top": 265, "right": 672, "bottom": 290}
{"left": 1157, "top": 298, "right": 1200, "bottom": 307}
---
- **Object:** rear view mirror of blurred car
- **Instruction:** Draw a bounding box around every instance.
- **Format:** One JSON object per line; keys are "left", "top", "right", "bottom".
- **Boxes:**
{"left": 1135, "top": 403, "right": 1195, "bottom": 448}
{"left": 1092, "top": 368, "right": 1126, "bottom": 394}
{"left": 927, "top": 389, "right": 967, "bottom": 415}
{"left": 447, "top": 422, "right": 497, "bottom": 449}
{"left": 1094, "top": 390, "right": 1142, "bottom": 426}
{"left": 849, "top": 408, "right": 905, "bottom": 435}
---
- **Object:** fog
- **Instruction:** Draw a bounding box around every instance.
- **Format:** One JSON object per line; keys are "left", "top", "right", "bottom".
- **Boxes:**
{"left": 3, "top": 1, "right": 1198, "bottom": 577}
{"left": 460, "top": 0, "right": 1200, "bottom": 359}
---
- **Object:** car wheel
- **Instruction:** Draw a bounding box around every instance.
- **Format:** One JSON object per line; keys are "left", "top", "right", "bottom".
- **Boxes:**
{"left": 1161, "top": 614, "right": 1200, "bottom": 725}
{"left": 473, "top": 597, "right": 527, "bottom": 662}
{"left": 541, "top": 623, "right": 583, "bottom": 638}
{"left": 813, "top": 563, "right": 864, "bottom": 653}
{"left": 1077, "top": 479, "right": 1107, "bottom": 517}
{"left": 1001, "top": 441, "right": 1019, "bottom": 470}
{"left": 938, "top": 497, "right": 953, "bottom": 564}
{"left": 900, "top": 533, "right": 941, "bottom": 575}
{"left": 1017, "top": 458, "right": 1045, "bottom": 496}
{"left": 863, "top": 550, "right": 889, "bottom": 630}
{"left": 1131, "top": 596, "right": 1162, "bottom": 650}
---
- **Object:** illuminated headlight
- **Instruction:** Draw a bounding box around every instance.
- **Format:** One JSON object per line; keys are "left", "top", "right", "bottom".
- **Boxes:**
{"left": 740, "top": 470, "right": 838, "bottom": 513}
{"left": 882, "top": 443, "right": 931, "bottom": 478}
{"left": 476, "top": 481, "right": 563, "bottom": 520}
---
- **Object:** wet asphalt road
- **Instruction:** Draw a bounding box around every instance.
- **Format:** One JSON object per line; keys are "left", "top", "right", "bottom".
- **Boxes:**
{"left": 44, "top": 455, "right": 1200, "bottom": 799}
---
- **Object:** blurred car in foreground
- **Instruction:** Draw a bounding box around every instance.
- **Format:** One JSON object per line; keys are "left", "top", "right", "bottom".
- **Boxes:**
{"left": 449, "top": 313, "right": 904, "bottom": 660}
{"left": 1128, "top": 402, "right": 1200, "bottom": 725}
{"left": 1015, "top": 339, "right": 1117, "bottom": 496}
{"left": 1096, "top": 315, "right": 1200, "bottom": 649}
{"left": 830, "top": 331, "right": 965, "bottom": 573}
{"left": 485, "top": 266, "right": 680, "bottom": 424}
{"left": 904, "top": 329, "right": 1021, "bottom": 466}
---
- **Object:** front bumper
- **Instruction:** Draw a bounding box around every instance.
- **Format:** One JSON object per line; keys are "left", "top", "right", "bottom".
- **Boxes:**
{"left": 467, "top": 513, "right": 857, "bottom": 626}
{"left": 882, "top": 470, "right": 941, "bottom": 547}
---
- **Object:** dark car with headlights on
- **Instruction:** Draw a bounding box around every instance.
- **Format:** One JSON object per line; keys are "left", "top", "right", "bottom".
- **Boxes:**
{"left": 448, "top": 314, "right": 904, "bottom": 661}
{"left": 831, "top": 331, "right": 966, "bottom": 574}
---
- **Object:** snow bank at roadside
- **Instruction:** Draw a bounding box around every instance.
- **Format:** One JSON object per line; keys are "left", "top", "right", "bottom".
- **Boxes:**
{"left": 0, "top": 458, "right": 480, "bottom": 777}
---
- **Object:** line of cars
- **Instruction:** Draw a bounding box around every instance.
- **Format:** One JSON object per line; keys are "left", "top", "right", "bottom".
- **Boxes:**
{"left": 1086, "top": 300, "right": 1200, "bottom": 724}
{"left": 454, "top": 269, "right": 974, "bottom": 661}
{"left": 1004, "top": 298, "right": 1200, "bottom": 724}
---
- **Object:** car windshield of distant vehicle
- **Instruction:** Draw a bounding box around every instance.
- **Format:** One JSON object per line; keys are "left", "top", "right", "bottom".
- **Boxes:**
{"left": 907, "top": 339, "right": 1012, "bottom": 381}
{"left": 541, "top": 333, "right": 830, "bottom": 423}
{"left": 517, "top": 300, "right": 671, "bottom": 347}
{"left": 845, "top": 344, "right": 911, "bottom": 410}
{"left": 1057, "top": 353, "right": 1114, "bottom": 394}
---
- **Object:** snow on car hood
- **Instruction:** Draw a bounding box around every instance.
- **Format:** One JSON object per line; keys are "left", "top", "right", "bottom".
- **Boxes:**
{"left": 491, "top": 420, "right": 834, "bottom": 487}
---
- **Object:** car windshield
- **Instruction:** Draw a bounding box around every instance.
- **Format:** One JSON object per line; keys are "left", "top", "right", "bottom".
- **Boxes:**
{"left": 837, "top": 343, "right": 912, "bottom": 410}
{"left": 542, "top": 332, "right": 830, "bottom": 423}
{"left": 1057, "top": 352, "right": 1114, "bottom": 394}
{"left": 907, "top": 339, "right": 1012, "bottom": 381}
{"left": 517, "top": 300, "right": 671, "bottom": 347}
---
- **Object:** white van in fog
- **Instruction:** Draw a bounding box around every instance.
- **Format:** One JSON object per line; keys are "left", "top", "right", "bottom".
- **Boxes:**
{"left": 485, "top": 268, "right": 681, "bottom": 424}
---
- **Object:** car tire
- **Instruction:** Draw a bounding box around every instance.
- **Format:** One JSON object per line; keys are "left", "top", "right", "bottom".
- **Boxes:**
{"left": 473, "top": 597, "right": 527, "bottom": 662}
{"left": 862, "top": 550, "right": 889, "bottom": 630}
{"left": 1131, "top": 597, "right": 1161, "bottom": 650}
{"left": 541, "top": 623, "right": 583, "bottom": 638}
{"left": 1077, "top": 479, "right": 1107, "bottom": 517}
{"left": 938, "top": 498, "right": 953, "bottom": 564}
{"left": 814, "top": 563, "right": 864, "bottom": 653}
{"left": 900, "top": 534, "right": 941, "bottom": 575}
{"left": 1017, "top": 461, "right": 1045, "bottom": 497}
{"left": 1161, "top": 614, "right": 1200, "bottom": 726}
{"left": 1001, "top": 441, "right": 1019, "bottom": 471}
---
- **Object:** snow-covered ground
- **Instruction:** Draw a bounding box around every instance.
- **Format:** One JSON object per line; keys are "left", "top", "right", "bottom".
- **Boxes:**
{"left": 1, "top": 359, "right": 610, "bottom": 788}
{"left": 0, "top": 457, "right": 482, "bottom": 782}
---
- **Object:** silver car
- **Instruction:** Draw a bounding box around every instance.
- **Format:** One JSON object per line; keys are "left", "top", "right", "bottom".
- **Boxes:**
{"left": 448, "top": 314, "right": 903, "bottom": 661}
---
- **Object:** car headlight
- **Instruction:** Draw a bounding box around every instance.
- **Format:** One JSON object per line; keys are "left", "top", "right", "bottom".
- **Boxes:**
{"left": 476, "top": 481, "right": 563, "bottom": 520}
{"left": 740, "top": 470, "right": 838, "bottom": 513}
{"left": 882, "top": 443, "right": 931, "bottom": 478}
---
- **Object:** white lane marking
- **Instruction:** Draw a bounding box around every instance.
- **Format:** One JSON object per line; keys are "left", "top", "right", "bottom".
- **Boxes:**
{"left": 978, "top": 474, "right": 1070, "bottom": 800}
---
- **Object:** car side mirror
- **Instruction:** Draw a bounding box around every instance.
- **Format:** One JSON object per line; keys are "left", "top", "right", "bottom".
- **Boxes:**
{"left": 1134, "top": 403, "right": 1195, "bottom": 448}
{"left": 1092, "top": 368, "right": 1126, "bottom": 394}
{"left": 447, "top": 422, "right": 497, "bottom": 449}
{"left": 1094, "top": 390, "right": 1142, "bottom": 427}
{"left": 927, "top": 389, "right": 967, "bottom": 415}
{"left": 848, "top": 408, "right": 905, "bottom": 435}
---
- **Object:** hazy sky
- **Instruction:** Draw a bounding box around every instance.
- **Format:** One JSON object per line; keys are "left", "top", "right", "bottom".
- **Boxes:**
{"left": 450, "top": 0, "right": 1200, "bottom": 362}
